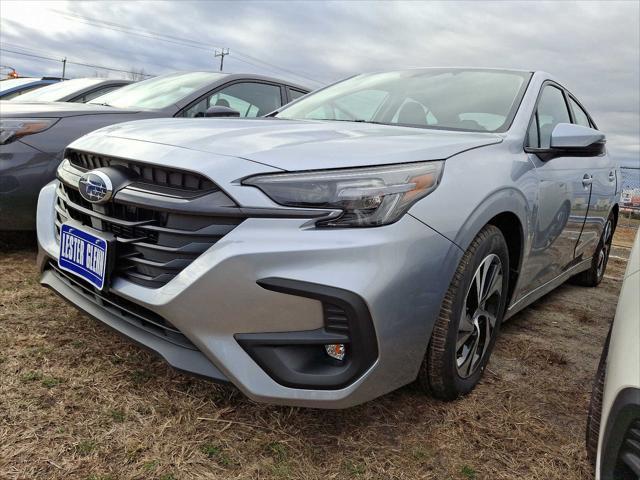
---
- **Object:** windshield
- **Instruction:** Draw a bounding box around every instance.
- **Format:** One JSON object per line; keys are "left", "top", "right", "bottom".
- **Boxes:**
{"left": 276, "top": 69, "right": 532, "bottom": 133}
{"left": 88, "top": 72, "right": 226, "bottom": 110}
{"left": 10, "top": 78, "right": 106, "bottom": 102}
{"left": 0, "top": 78, "right": 39, "bottom": 92}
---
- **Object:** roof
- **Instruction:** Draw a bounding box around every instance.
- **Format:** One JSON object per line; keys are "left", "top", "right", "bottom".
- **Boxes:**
{"left": 149, "top": 71, "right": 310, "bottom": 93}
{"left": 361, "top": 66, "right": 536, "bottom": 76}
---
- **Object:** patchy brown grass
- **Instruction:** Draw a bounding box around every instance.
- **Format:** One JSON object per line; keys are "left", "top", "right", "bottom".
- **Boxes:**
{"left": 613, "top": 219, "right": 638, "bottom": 248}
{"left": 0, "top": 226, "right": 636, "bottom": 480}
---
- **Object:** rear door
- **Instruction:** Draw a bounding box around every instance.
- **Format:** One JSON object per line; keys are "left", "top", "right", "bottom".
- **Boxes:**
{"left": 524, "top": 83, "right": 591, "bottom": 290}
{"left": 567, "top": 95, "right": 615, "bottom": 259}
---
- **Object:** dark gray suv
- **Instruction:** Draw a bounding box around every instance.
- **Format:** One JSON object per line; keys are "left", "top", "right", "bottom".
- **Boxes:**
{"left": 0, "top": 71, "right": 308, "bottom": 230}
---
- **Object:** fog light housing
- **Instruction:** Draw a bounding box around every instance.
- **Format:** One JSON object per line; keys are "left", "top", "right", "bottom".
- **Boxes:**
{"left": 325, "top": 343, "right": 346, "bottom": 361}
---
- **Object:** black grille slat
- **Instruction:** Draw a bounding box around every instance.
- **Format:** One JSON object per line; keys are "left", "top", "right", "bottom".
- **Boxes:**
{"left": 48, "top": 262, "right": 194, "bottom": 348}
{"left": 128, "top": 240, "right": 212, "bottom": 255}
{"left": 618, "top": 420, "right": 640, "bottom": 477}
{"left": 324, "top": 304, "right": 350, "bottom": 333}
{"left": 125, "top": 256, "right": 192, "bottom": 270}
{"left": 56, "top": 157, "right": 244, "bottom": 288}
{"left": 119, "top": 269, "right": 177, "bottom": 287}
{"left": 67, "top": 149, "right": 217, "bottom": 192}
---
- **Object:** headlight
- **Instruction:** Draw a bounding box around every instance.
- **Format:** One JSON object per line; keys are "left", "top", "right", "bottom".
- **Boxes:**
{"left": 243, "top": 161, "right": 444, "bottom": 227}
{"left": 0, "top": 118, "right": 59, "bottom": 145}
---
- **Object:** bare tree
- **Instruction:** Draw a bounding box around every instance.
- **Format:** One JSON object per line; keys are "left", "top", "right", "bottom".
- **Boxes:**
{"left": 128, "top": 67, "right": 147, "bottom": 81}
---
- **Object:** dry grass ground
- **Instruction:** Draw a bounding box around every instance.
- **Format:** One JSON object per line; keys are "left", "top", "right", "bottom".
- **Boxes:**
{"left": 0, "top": 226, "right": 637, "bottom": 480}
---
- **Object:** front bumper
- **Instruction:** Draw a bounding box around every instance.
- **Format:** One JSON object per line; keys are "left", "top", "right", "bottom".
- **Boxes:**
{"left": 37, "top": 180, "right": 461, "bottom": 408}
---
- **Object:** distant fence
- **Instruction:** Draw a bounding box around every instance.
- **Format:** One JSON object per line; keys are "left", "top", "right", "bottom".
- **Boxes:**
{"left": 620, "top": 166, "right": 640, "bottom": 227}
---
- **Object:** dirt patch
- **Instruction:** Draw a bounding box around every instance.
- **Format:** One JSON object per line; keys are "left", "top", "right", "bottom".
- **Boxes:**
{"left": 0, "top": 226, "right": 635, "bottom": 480}
{"left": 613, "top": 220, "right": 638, "bottom": 248}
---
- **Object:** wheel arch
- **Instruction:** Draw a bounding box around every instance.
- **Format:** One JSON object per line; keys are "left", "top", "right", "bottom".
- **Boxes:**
{"left": 487, "top": 212, "right": 524, "bottom": 310}
{"left": 453, "top": 188, "right": 530, "bottom": 311}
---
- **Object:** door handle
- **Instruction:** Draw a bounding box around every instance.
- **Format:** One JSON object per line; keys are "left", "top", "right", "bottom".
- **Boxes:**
{"left": 582, "top": 173, "right": 593, "bottom": 187}
{"left": 608, "top": 171, "right": 616, "bottom": 182}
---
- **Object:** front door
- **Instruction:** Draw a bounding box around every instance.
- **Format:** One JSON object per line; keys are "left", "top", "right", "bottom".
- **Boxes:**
{"left": 523, "top": 84, "right": 591, "bottom": 291}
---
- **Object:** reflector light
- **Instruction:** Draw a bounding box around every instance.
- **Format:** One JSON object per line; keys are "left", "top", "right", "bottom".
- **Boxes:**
{"left": 325, "top": 343, "right": 346, "bottom": 361}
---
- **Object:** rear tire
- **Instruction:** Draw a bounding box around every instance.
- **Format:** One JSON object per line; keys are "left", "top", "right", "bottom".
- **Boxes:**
{"left": 572, "top": 213, "right": 615, "bottom": 287}
{"left": 417, "top": 225, "right": 510, "bottom": 400}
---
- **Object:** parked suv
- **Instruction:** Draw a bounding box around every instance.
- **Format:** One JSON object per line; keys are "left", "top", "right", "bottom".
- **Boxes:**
{"left": 587, "top": 229, "right": 640, "bottom": 480}
{"left": 8, "top": 77, "right": 132, "bottom": 103}
{"left": 1, "top": 71, "right": 308, "bottom": 230}
{"left": 36, "top": 68, "right": 620, "bottom": 408}
{"left": 0, "top": 76, "right": 63, "bottom": 99}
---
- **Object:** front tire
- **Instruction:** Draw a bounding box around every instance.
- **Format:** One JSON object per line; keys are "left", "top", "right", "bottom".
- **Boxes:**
{"left": 418, "top": 225, "right": 510, "bottom": 400}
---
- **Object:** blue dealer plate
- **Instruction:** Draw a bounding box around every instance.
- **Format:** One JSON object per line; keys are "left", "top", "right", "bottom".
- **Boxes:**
{"left": 58, "top": 224, "right": 109, "bottom": 290}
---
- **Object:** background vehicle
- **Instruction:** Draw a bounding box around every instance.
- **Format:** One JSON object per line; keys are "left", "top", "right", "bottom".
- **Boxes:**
{"left": 36, "top": 68, "right": 619, "bottom": 408}
{"left": 0, "top": 76, "right": 64, "bottom": 99}
{"left": 0, "top": 71, "right": 309, "bottom": 230}
{"left": 587, "top": 230, "right": 640, "bottom": 480}
{"left": 8, "top": 78, "right": 132, "bottom": 103}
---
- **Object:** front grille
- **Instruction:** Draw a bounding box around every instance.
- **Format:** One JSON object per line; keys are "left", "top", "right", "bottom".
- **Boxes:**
{"left": 48, "top": 261, "right": 196, "bottom": 350}
{"left": 55, "top": 166, "right": 245, "bottom": 289}
{"left": 617, "top": 419, "right": 640, "bottom": 479}
{"left": 66, "top": 149, "right": 217, "bottom": 192}
{"left": 324, "top": 304, "right": 350, "bottom": 335}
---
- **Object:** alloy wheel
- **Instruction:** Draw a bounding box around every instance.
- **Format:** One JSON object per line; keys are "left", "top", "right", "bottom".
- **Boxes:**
{"left": 597, "top": 219, "right": 613, "bottom": 279}
{"left": 456, "top": 254, "right": 503, "bottom": 378}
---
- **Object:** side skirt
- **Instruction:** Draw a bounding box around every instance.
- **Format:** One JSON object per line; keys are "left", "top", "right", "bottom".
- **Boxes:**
{"left": 504, "top": 257, "right": 592, "bottom": 321}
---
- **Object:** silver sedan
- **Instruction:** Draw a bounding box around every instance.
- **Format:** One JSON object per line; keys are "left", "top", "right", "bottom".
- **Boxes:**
{"left": 37, "top": 68, "right": 620, "bottom": 407}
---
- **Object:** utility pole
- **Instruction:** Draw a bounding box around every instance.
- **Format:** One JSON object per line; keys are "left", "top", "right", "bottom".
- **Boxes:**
{"left": 214, "top": 48, "right": 229, "bottom": 72}
{"left": 61, "top": 57, "right": 67, "bottom": 78}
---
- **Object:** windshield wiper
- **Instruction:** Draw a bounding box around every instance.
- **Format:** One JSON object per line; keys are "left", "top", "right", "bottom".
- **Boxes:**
{"left": 312, "top": 118, "right": 390, "bottom": 126}
{"left": 91, "top": 102, "right": 112, "bottom": 107}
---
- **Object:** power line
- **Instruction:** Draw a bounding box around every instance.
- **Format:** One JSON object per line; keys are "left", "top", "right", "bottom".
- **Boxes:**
{"left": 0, "top": 48, "right": 155, "bottom": 77}
{"left": 51, "top": 10, "right": 325, "bottom": 86}
{"left": 0, "top": 41, "right": 306, "bottom": 86}
{"left": 55, "top": 11, "right": 218, "bottom": 49}
{"left": 51, "top": 14, "right": 214, "bottom": 52}
{"left": 0, "top": 40, "right": 180, "bottom": 74}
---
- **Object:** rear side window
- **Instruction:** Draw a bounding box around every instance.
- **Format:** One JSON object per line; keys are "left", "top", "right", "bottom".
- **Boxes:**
{"left": 569, "top": 97, "right": 592, "bottom": 128}
{"left": 73, "top": 85, "right": 122, "bottom": 103}
{"left": 289, "top": 89, "right": 306, "bottom": 101}
{"left": 1, "top": 84, "right": 45, "bottom": 100}
{"left": 535, "top": 85, "right": 571, "bottom": 148}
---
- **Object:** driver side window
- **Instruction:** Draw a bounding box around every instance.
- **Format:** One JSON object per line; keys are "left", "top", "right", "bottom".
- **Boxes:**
{"left": 181, "top": 82, "right": 283, "bottom": 118}
{"left": 528, "top": 85, "right": 571, "bottom": 148}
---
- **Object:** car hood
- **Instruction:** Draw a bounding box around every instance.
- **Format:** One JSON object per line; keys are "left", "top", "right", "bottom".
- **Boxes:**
{"left": 94, "top": 117, "right": 503, "bottom": 170}
{"left": 0, "top": 101, "right": 142, "bottom": 118}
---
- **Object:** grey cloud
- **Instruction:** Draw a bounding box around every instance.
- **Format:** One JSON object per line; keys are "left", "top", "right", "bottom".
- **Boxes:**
{"left": 1, "top": 0, "right": 638, "bottom": 166}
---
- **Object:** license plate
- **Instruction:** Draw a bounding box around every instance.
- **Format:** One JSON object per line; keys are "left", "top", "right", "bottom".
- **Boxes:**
{"left": 58, "top": 224, "right": 109, "bottom": 290}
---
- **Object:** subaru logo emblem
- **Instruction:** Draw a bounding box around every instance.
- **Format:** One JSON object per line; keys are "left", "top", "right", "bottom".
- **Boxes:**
{"left": 78, "top": 171, "right": 113, "bottom": 204}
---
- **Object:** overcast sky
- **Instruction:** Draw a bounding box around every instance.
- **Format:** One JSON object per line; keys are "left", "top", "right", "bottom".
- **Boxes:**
{"left": 1, "top": 0, "right": 638, "bottom": 167}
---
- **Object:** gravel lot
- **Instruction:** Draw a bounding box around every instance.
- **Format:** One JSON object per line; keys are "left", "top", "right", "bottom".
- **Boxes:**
{"left": 0, "top": 225, "right": 636, "bottom": 480}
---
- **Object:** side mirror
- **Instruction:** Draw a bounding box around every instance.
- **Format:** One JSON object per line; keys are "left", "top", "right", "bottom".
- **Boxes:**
{"left": 204, "top": 106, "right": 240, "bottom": 118}
{"left": 528, "top": 123, "right": 605, "bottom": 161}
{"left": 551, "top": 123, "right": 605, "bottom": 150}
